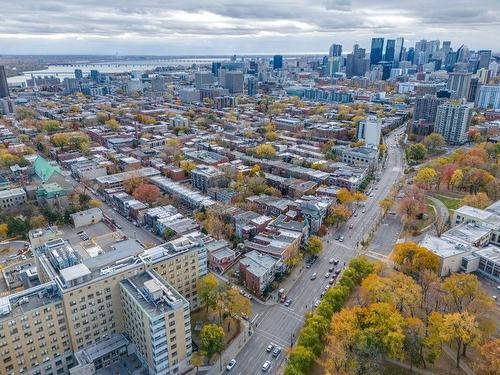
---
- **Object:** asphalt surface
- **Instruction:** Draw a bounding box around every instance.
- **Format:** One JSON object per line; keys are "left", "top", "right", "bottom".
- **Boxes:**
{"left": 221, "top": 126, "right": 406, "bottom": 375}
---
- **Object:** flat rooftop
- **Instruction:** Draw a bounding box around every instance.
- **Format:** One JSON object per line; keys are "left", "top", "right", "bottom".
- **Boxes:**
{"left": 420, "top": 234, "right": 473, "bottom": 258}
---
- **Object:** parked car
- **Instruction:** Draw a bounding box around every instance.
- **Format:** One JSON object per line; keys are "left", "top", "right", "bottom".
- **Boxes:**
{"left": 329, "top": 278, "right": 335, "bottom": 285}
{"left": 325, "top": 272, "right": 330, "bottom": 278}
{"left": 334, "top": 259, "right": 339, "bottom": 265}
{"left": 335, "top": 269, "right": 341, "bottom": 275}
{"left": 328, "top": 266, "right": 334, "bottom": 273}
{"left": 262, "top": 361, "right": 271, "bottom": 372}
{"left": 272, "top": 347, "right": 281, "bottom": 357}
{"left": 349, "top": 223, "right": 354, "bottom": 229}
{"left": 329, "top": 258, "right": 334, "bottom": 264}
{"left": 339, "top": 236, "right": 344, "bottom": 242}
{"left": 280, "top": 295, "right": 287, "bottom": 303}
{"left": 284, "top": 299, "right": 292, "bottom": 307}
{"left": 314, "top": 300, "right": 321, "bottom": 308}
{"left": 266, "top": 344, "right": 274, "bottom": 352}
{"left": 335, "top": 235, "right": 340, "bottom": 240}
{"left": 226, "top": 359, "right": 236, "bottom": 371}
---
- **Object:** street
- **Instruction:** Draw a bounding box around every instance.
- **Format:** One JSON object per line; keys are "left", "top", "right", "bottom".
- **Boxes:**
{"left": 218, "top": 126, "right": 406, "bottom": 375}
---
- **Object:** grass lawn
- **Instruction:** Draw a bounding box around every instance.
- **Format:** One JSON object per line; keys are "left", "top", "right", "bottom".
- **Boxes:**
{"left": 432, "top": 193, "right": 462, "bottom": 210}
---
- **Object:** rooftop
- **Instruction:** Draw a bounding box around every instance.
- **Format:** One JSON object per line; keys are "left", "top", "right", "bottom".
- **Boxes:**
{"left": 420, "top": 234, "right": 473, "bottom": 258}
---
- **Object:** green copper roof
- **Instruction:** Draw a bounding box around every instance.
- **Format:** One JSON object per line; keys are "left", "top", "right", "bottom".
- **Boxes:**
{"left": 33, "top": 156, "right": 62, "bottom": 183}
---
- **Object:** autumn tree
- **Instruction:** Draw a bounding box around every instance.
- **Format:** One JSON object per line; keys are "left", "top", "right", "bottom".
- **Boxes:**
{"left": 254, "top": 143, "right": 276, "bottom": 159}
{"left": 397, "top": 186, "right": 427, "bottom": 227}
{"left": 337, "top": 188, "right": 353, "bottom": 204}
{"left": 132, "top": 184, "right": 161, "bottom": 205}
{"left": 474, "top": 339, "right": 500, "bottom": 375}
{"left": 326, "top": 204, "right": 351, "bottom": 227}
{"left": 441, "top": 273, "right": 492, "bottom": 314}
{"left": 440, "top": 163, "right": 458, "bottom": 190}
{"left": 450, "top": 169, "right": 464, "bottom": 191}
{"left": 197, "top": 274, "right": 219, "bottom": 312}
{"left": 352, "top": 191, "right": 366, "bottom": 207}
{"left": 391, "top": 241, "right": 440, "bottom": 276}
{"left": 0, "top": 223, "right": 8, "bottom": 239}
{"left": 30, "top": 215, "right": 48, "bottom": 229}
{"left": 460, "top": 192, "right": 492, "bottom": 209}
{"left": 179, "top": 160, "right": 197, "bottom": 175}
{"left": 305, "top": 235, "right": 324, "bottom": 256}
{"left": 415, "top": 167, "right": 437, "bottom": 190}
{"left": 199, "top": 324, "right": 225, "bottom": 361}
{"left": 123, "top": 175, "right": 142, "bottom": 194}
{"left": 379, "top": 198, "right": 393, "bottom": 214}
{"left": 422, "top": 133, "right": 445, "bottom": 153}
{"left": 96, "top": 111, "right": 108, "bottom": 124}
{"left": 104, "top": 118, "right": 121, "bottom": 131}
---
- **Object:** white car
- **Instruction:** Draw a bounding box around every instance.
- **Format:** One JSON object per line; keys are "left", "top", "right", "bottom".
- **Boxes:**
{"left": 314, "top": 300, "right": 321, "bottom": 308}
{"left": 226, "top": 359, "right": 236, "bottom": 371}
{"left": 262, "top": 360, "right": 271, "bottom": 372}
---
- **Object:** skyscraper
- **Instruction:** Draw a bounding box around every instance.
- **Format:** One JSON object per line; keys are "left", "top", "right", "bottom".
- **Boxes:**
{"left": 356, "top": 115, "right": 382, "bottom": 147}
{"left": 346, "top": 45, "right": 369, "bottom": 77}
{"left": 74, "top": 69, "right": 83, "bottom": 79}
{"left": 247, "top": 76, "right": 257, "bottom": 96}
{"left": 442, "top": 41, "right": 451, "bottom": 55}
{"left": 194, "top": 71, "right": 214, "bottom": 89}
{"left": 447, "top": 72, "right": 472, "bottom": 99}
{"left": 329, "top": 43, "right": 342, "bottom": 57}
{"left": 434, "top": 102, "right": 471, "bottom": 144}
{"left": 477, "top": 85, "right": 500, "bottom": 109}
{"left": 0, "top": 65, "right": 9, "bottom": 98}
{"left": 385, "top": 39, "right": 395, "bottom": 61}
{"left": 406, "top": 48, "right": 415, "bottom": 64}
{"left": 414, "top": 95, "right": 443, "bottom": 122}
{"left": 224, "top": 70, "right": 244, "bottom": 93}
{"left": 394, "top": 37, "right": 404, "bottom": 62}
{"left": 477, "top": 50, "right": 492, "bottom": 70}
{"left": 211, "top": 62, "right": 222, "bottom": 77}
{"left": 370, "top": 38, "right": 384, "bottom": 65}
{"left": 273, "top": 55, "right": 283, "bottom": 69}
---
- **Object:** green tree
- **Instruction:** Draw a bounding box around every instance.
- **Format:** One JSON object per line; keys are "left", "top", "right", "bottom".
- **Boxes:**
{"left": 406, "top": 143, "right": 428, "bottom": 162}
{"left": 422, "top": 133, "right": 445, "bottom": 153}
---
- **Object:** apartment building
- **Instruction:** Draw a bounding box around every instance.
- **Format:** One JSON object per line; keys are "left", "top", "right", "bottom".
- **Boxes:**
{"left": 0, "top": 228, "right": 211, "bottom": 375}
{"left": 0, "top": 187, "right": 27, "bottom": 209}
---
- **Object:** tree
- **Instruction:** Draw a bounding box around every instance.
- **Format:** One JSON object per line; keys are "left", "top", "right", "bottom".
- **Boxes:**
{"left": 379, "top": 198, "right": 393, "bottom": 214}
{"left": 89, "top": 199, "right": 102, "bottom": 208}
{"left": 78, "top": 193, "right": 91, "bottom": 209}
{"left": 439, "top": 312, "right": 481, "bottom": 368}
{"left": 30, "top": 215, "right": 47, "bottom": 229}
{"left": 441, "top": 273, "right": 491, "bottom": 314}
{"left": 337, "top": 188, "right": 353, "bottom": 204}
{"left": 0, "top": 223, "right": 8, "bottom": 239}
{"left": 133, "top": 184, "right": 161, "bottom": 205}
{"left": 406, "top": 143, "right": 428, "bottom": 162}
{"left": 96, "top": 111, "right": 108, "bottom": 124}
{"left": 199, "top": 323, "right": 225, "bottom": 361}
{"left": 352, "top": 191, "right": 366, "bottom": 207}
{"left": 397, "top": 186, "right": 427, "bottom": 227}
{"left": 461, "top": 192, "right": 492, "bottom": 209}
{"left": 191, "top": 352, "right": 204, "bottom": 371}
{"left": 415, "top": 167, "right": 437, "bottom": 189}
{"left": 326, "top": 204, "right": 351, "bottom": 227}
{"left": 104, "top": 118, "right": 120, "bottom": 131}
{"left": 391, "top": 241, "right": 440, "bottom": 276}
{"left": 179, "top": 160, "right": 197, "bottom": 175}
{"left": 422, "top": 133, "right": 445, "bottom": 153}
{"left": 450, "top": 169, "right": 464, "bottom": 191}
{"left": 474, "top": 339, "right": 500, "bottom": 375}
{"left": 123, "top": 175, "right": 142, "bottom": 194}
{"left": 197, "top": 274, "right": 219, "bottom": 312}
{"left": 50, "top": 133, "right": 70, "bottom": 147}
{"left": 220, "top": 287, "right": 251, "bottom": 330}
{"left": 441, "top": 163, "right": 458, "bottom": 190}
{"left": 305, "top": 235, "right": 323, "bottom": 256}
{"left": 254, "top": 144, "right": 276, "bottom": 159}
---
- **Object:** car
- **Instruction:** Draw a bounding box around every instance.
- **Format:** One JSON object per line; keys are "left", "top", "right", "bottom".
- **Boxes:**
{"left": 76, "top": 231, "right": 84, "bottom": 235}
{"left": 349, "top": 224, "right": 354, "bottom": 229}
{"left": 335, "top": 235, "right": 340, "bottom": 240}
{"left": 314, "top": 300, "right": 321, "bottom": 308}
{"left": 335, "top": 269, "right": 341, "bottom": 275}
{"left": 272, "top": 347, "right": 281, "bottom": 357}
{"left": 266, "top": 344, "right": 274, "bottom": 352}
{"left": 328, "top": 266, "right": 334, "bottom": 273}
{"left": 321, "top": 290, "right": 326, "bottom": 297}
{"left": 305, "top": 264, "right": 311, "bottom": 269}
{"left": 310, "top": 273, "right": 317, "bottom": 280}
{"left": 325, "top": 272, "right": 330, "bottom": 278}
{"left": 284, "top": 299, "right": 292, "bottom": 307}
{"left": 329, "top": 258, "right": 334, "bottom": 264}
{"left": 370, "top": 192, "right": 374, "bottom": 197}
{"left": 334, "top": 259, "right": 339, "bottom": 265}
{"left": 115, "top": 223, "right": 123, "bottom": 229}
{"left": 329, "top": 278, "right": 335, "bottom": 285}
{"left": 339, "top": 236, "right": 344, "bottom": 242}
{"left": 362, "top": 209, "right": 366, "bottom": 213}
{"left": 239, "top": 289, "right": 245, "bottom": 295}
{"left": 262, "top": 361, "right": 271, "bottom": 372}
{"left": 354, "top": 212, "right": 358, "bottom": 217}
{"left": 280, "top": 295, "right": 287, "bottom": 303}
{"left": 226, "top": 359, "right": 236, "bottom": 371}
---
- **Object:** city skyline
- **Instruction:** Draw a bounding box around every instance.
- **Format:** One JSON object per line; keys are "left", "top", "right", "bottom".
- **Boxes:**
{"left": 1, "top": 0, "right": 499, "bottom": 55}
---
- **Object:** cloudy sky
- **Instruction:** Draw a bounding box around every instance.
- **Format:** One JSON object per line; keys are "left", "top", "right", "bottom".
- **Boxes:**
{"left": 1, "top": 0, "right": 499, "bottom": 55}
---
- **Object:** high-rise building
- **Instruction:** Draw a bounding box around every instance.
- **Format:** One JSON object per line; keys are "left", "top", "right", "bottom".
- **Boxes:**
{"left": 447, "top": 72, "right": 472, "bottom": 99}
{"left": 273, "top": 55, "right": 283, "bottom": 69}
{"left": 477, "top": 85, "right": 500, "bottom": 109}
{"left": 414, "top": 95, "right": 443, "bottom": 122}
{"left": 434, "top": 102, "right": 471, "bottom": 144}
{"left": 74, "top": 69, "right": 83, "bottom": 79}
{"left": 329, "top": 43, "right": 342, "bottom": 57}
{"left": 0, "top": 65, "right": 9, "bottom": 98}
{"left": 247, "top": 76, "right": 257, "bottom": 96}
{"left": 406, "top": 47, "right": 415, "bottom": 64}
{"left": 394, "top": 37, "right": 404, "bottom": 62}
{"left": 90, "top": 69, "right": 100, "bottom": 81}
{"left": 346, "top": 45, "right": 369, "bottom": 77}
{"left": 356, "top": 115, "right": 382, "bottom": 147}
{"left": 151, "top": 75, "right": 166, "bottom": 92}
{"left": 467, "top": 77, "right": 480, "bottom": 103}
{"left": 385, "top": 39, "right": 395, "bottom": 61}
{"left": 442, "top": 41, "right": 451, "bottom": 55}
{"left": 370, "top": 38, "right": 384, "bottom": 65}
{"left": 477, "top": 50, "right": 492, "bottom": 70}
{"left": 63, "top": 78, "right": 81, "bottom": 94}
{"left": 378, "top": 61, "right": 393, "bottom": 80}
{"left": 194, "top": 71, "right": 214, "bottom": 89}
{"left": 211, "top": 62, "right": 222, "bottom": 78}
{"left": 223, "top": 71, "right": 244, "bottom": 94}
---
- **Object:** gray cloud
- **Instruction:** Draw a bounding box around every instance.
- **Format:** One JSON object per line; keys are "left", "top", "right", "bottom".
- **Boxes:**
{"left": 0, "top": 0, "right": 498, "bottom": 54}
